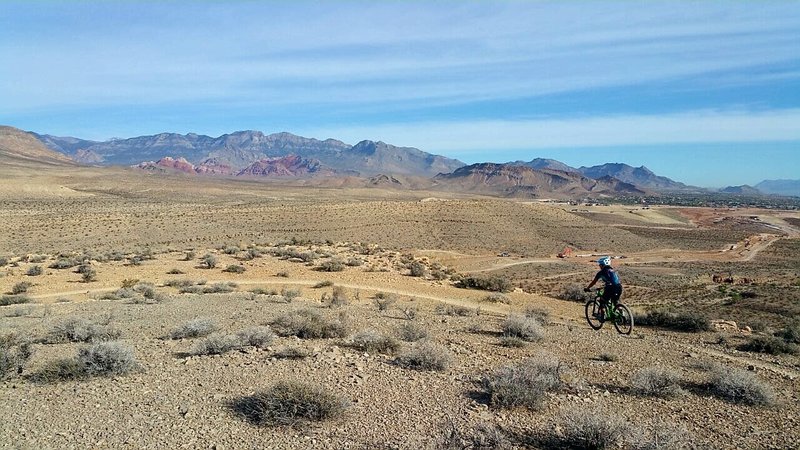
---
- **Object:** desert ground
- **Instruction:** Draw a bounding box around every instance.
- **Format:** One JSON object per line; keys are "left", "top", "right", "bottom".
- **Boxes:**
{"left": 1, "top": 166, "right": 799, "bottom": 449}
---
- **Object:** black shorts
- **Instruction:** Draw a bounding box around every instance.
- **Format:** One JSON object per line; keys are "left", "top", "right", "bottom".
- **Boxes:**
{"left": 602, "top": 284, "right": 622, "bottom": 305}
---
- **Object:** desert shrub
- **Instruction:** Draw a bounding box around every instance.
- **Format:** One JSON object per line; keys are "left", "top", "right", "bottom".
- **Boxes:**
{"left": 524, "top": 306, "right": 550, "bottom": 325}
{"left": 167, "top": 268, "right": 184, "bottom": 275}
{"left": 32, "top": 358, "right": 85, "bottom": 382}
{"left": 0, "top": 257, "right": 8, "bottom": 266}
{"left": 327, "top": 286, "right": 348, "bottom": 308}
{"left": 78, "top": 341, "right": 138, "bottom": 376}
{"left": 0, "top": 333, "right": 34, "bottom": 379}
{"left": 457, "top": 276, "right": 513, "bottom": 293}
{"left": 183, "top": 250, "right": 196, "bottom": 261}
{"left": 558, "top": 283, "right": 586, "bottom": 302}
{"left": 397, "top": 322, "right": 428, "bottom": 342}
{"left": 707, "top": 366, "right": 775, "bottom": 406}
{"left": 373, "top": 292, "right": 397, "bottom": 311}
{"left": 319, "top": 260, "right": 345, "bottom": 272}
{"left": 482, "top": 293, "right": 511, "bottom": 304}
{"left": 5, "top": 305, "right": 33, "bottom": 317}
{"left": 482, "top": 355, "right": 563, "bottom": 409}
{"left": 121, "top": 278, "right": 139, "bottom": 288}
{"left": 190, "top": 333, "right": 242, "bottom": 356}
{"left": 630, "top": 366, "right": 685, "bottom": 398}
{"left": 313, "top": 280, "right": 334, "bottom": 288}
{"left": 500, "top": 336, "right": 528, "bottom": 348}
{"left": 280, "top": 287, "right": 301, "bottom": 302}
{"left": 597, "top": 353, "right": 618, "bottom": 362}
{"left": 558, "top": 407, "right": 629, "bottom": 450}
{"left": 0, "top": 295, "right": 31, "bottom": 306}
{"left": 400, "top": 306, "right": 418, "bottom": 321}
{"left": 629, "top": 420, "right": 692, "bottom": 450}
{"left": 776, "top": 320, "right": 800, "bottom": 344}
{"left": 437, "top": 420, "right": 511, "bottom": 450}
{"left": 274, "top": 346, "right": 309, "bottom": 359}
{"left": 502, "top": 315, "right": 544, "bottom": 342}
{"left": 634, "top": 309, "right": 711, "bottom": 332}
{"left": 46, "top": 317, "right": 121, "bottom": 343}
{"left": 169, "top": 318, "right": 217, "bottom": 339}
{"left": 198, "top": 282, "right": 236, "bottom": 294}
{"left": 164, "top": 279, "right": 195, "bottom": 289}
{"left": 436, "top": 304, "right": 475, "bottom": 317}
{"left": 232, "top": 380, "right": 347, "bottom": 427}
{"left": 201, "top": 253, "right": 217, "bottom": 269}
{"left": 350, "top": 330, "right": 401, "bottom": 354}
{"left": 223, "top": 245, "right": 240, "bottom": 255}
{"left": 26, "top": 265, "right": 43, "bottom": 276}
{"left": 49, "top": 258, "right": 78, "bottom": 269}
{"left": 81, "top": 267, "right": 97, "bottom": 283}
{"left": 223, "top": 264, "right": 246, "bottom": 274}
{"left": 271, "top": 309, "right": 348, "bottom": 339}
{"left": 738, "top": 336, "right": 799, "bottom": 355}
{"left": 345, "top": 258, "right": 363, "bottom": 267}
{"left": 276, "top": 271, "right": 290, "bottom": 278}
{"left": 408, "top": 261, "right": 426, "bottom": 277}
{"left": 27, "top": 255, "right": 47, "bottom": 263}
{"left": 236, "top": 326, "right": 275, "bottom": 349}
{"left": 11, "top": 281, "right": 33, "bottom": 295}
{"left": 397, "top": 342, "right": 452, "bottom": 371}
{"left": 127, "top": 255, "right": 143, "bottom": 266}
{"left": 244, "top": 248, "right": 262, "bottom": 260}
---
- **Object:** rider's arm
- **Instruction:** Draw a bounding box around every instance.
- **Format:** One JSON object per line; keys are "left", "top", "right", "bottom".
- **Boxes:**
{"left": 585, "top": 271, "right": 601, "bottom": 291}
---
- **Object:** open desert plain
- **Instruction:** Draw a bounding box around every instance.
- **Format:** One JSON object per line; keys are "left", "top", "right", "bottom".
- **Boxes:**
{"left": 1, "top": 126, "right": 799, "bottom": 450}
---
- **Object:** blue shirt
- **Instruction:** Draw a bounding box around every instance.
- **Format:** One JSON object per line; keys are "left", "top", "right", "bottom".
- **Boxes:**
{"left": 593, "top": 266, "right": 621, "bottom": 287}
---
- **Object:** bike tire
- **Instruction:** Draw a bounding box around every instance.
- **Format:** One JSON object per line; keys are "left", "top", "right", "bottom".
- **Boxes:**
{"left": 612, "top": 304, "right": 634, "bottom": 335}
{"left": 585, "top": 299, "right": 604, "bottom": 330}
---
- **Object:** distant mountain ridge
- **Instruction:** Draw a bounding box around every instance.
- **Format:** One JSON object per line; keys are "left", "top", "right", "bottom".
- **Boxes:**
{"left": 0, "top": 126, "right": 75, "bottom": 166}
{"left": 755, "top": 179, "right": 800, "bottom": 197}
{"left": 577, "top": 163, "right": 690, "bottom": 191}
{"left": 32, "top": 130, "right": 464, "bottom": 177}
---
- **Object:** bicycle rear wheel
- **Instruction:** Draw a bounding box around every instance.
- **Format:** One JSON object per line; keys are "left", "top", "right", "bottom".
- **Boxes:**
{"left": 585, "top": 299, "right": 603, "bottom": 330}
{"left": 612, "top": 304, "right": 634, "bottom": 335}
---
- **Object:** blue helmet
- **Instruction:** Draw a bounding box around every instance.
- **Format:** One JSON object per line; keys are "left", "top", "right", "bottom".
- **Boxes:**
{"left": 597, "top": 256, "right": 611, "bottom": 267}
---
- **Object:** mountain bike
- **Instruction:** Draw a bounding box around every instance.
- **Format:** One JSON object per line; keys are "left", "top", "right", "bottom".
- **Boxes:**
{"left": 585, "top": 288, "right": 633, "bottom": 335}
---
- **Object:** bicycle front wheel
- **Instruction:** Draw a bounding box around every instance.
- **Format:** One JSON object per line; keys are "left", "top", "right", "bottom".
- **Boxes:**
{"left": 612, "top": 304, "right": 634, "bottom": 335}
{"left": 585, "top": 299, "right": 603, "bottom": 330}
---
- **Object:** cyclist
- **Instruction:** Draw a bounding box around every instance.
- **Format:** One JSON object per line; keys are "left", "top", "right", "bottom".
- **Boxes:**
{"left": 584, "top": 256, "right": 622, "bottom": 319}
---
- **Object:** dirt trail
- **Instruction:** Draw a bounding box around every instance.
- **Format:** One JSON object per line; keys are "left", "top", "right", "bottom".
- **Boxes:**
{"left": 677, "top": 342, "right": 800, "bottom": 380}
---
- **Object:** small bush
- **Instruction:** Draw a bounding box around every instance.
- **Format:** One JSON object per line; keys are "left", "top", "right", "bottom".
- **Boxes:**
{"left": 81, "top": 267, "right": 97, "bottom": 283}
{"left": 46, "top": 317, "right": 121, "bottom": 343}
{"left": 739, "top": 336, "right": 799, "bottom": 355}
{"left": 223, "top": 245, "right": 240, "bottom": 255}
{"left": 350, "top": 330, "right": 401, "bottom": 354}
{"left": 232, "top": 381, "right": 348, "bottom": 427}
{"left": 482, "top": 293, "right": 511, "bottom": 304}
{"left": 271, "top": 310, "right": 348, "bottom": 339}
{"left": 49, "top": 258, "right": 78, "bottom": 269}
{"left": 397, "top": 342, "right": 452, "bottom": 371}
{"left": 558, "top": 407, "right": 629, "bottom": 450}
{"left": 409, "top": 261, "right": 426, "bottom": 277}
{"left": 313, "top": 280, "right": 333, "bottom": 288}
{"left": 482, "top": 355, "right": 563, "bottom": 409}
{"left": 201, "top": 254, "right": 217, "bottom": 269}
{"left": 190, "top": 333, "right": 242, "bottom": 356}
{"left": 26, "top": 265, "right": 43, "bottom": 276}
{"left": 630, "top": 420, "right": 692, "bottom": 450}
{"left": 597, "top": 353, "right": 618, "bottom": 362}
{"left": 0, "top": 295, "right": 31, "bottom": 306}
{"left": 707, "top": 366, "right": 776, "bottom": 406}
{"left": 236, "top": 326, "right": 275, "bottom": 349}
{"left": 276, "top": 271, "right": 290, "bottom": 278}
{"left": 345, "top": 258, "right": 363, "bottom": 267}
{"left": 558, "top": 284, "right": 586, "bottom": 302}
{"left": 500, "top": 336, "right": 528, "bottom": 348}
{"left": 401, "top": 307, "right": 418, "bottom": 321}
{"left": 0, "top": 333, "right": 34, "bottom": 379}
{"left": 436, "top": 304, "right": 475, "bottom": 317}
{"left": 630, "top": 366, "right": 685, "bottom": 398}
{"left": 319, "top": 260, "right": 345, "bottom": 272}
{"left": 167, "top": 268, "right": 184, "bottom": 275}
{"left": 373, "top": 293, "right": 397, "bottom": 311}
{"left": 777, "top": 320, "right": 800, "bottom": 344}
{"left": 437, "top": 420, "right": 510, "bottom": 450}
{"left": 457, "top": 276, "right": 513, "bottom": 293}
{"left": 169, "top": 318, "right": 217, "bottom": 339}
{"left": 32, "top": 358, "right": 85, "bottom": 382}
{"left": 183, "top": 250, "right": 196, "bottom": 261}
{"left": 223, "top": 264, "right": 246, "bottom": 274}
{"left": 397, "top": 322, "right": 428, "bottom": 342}
{"left": 11, "top": 281, "right": 33, "bottom": 295}
{"left": 502, "top": 315, "right": 544, "bottom": 342}
{"left": 524, "top": 306, "right": 550, "bottom": 325}
{"left": 274, "top": 346, "right": 309, "bottom": 359}
{"left": 244, "top": 248, "right": 262, "bottom": 260}
{"left": 327, "top": 286, "right": 348, "bottom": 308}
{"left": 78, "top": 341, "right": 138, "bottom": 376}
{"left": 635, "top": 309, "right": 712, "bottom": 332}
{"left": 280, "top": 287, "right": 301, "bottom": 302}
{"left": 164, "top": 279, "right": 195, "bottom": 289}
{"left": 0, "top": 257, "right": 8, "bottom": 266}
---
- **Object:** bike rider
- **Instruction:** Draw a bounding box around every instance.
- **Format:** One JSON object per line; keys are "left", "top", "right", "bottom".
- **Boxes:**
{"left": 584, "top": 256, "right": 622, "bottom": 319}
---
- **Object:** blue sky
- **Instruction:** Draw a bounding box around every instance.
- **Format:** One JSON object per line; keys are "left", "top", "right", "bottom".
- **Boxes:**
{"left": 1, "top": 1, "right": 799, "bottom": 187}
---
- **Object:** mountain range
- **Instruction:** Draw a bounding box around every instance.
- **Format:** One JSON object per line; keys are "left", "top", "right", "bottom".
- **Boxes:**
{"left": 11, "top": 126, "right": 797, "bottom": 198}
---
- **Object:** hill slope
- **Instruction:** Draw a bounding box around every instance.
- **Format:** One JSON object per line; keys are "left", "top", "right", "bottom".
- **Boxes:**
{"left": 0, "top": 126, "right": 75, "bottom": 166}
{"left": 756, "top": 179, "right": 800, "bottom": 197}
{"left": 578, "top": 163, "right": 688, "bottom": 191}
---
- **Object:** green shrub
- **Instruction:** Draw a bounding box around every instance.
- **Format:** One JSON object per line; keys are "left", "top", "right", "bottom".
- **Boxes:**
{"left": 350, "top": 330, "right": 401, "bottom": 354}
{"left": 49, "top": 258, "right": 78, "bottom": 269}
{"left": 502, "top": 315, "right": 544, "bottom": 342}
{"left": 11, "top": 281, "right": 33, "bottom": 295}
{"left": 456, "top": 276, "right": 513, "bottom": 293}
{"left": 26, "top": 265, "right": 43, "bottom": 276}
{"left": 201, "top": 254, "right": 217, "bottom": 269}
{"left": 630, "top": 366, "right": 685, "bottom": 398}
{"left": 81, "top": 267, "right": 97, "bottom": 283}
{"left": 0, "top": 295, "right": 31, "bottom": 306}
{"left": 738, "top": 336, "right": 799, "bottom": 355}
{"left": 634, "top": 309, "right": 712, "bottom": 332}
{"left": 777, "top": 320, "right": 800, "bottom": 344}
{"left": 271, "top": 310, "right": 348, "bottom": 339}
{"left": 409, "top": 261, "right": 426, "bottom": 277}
{"left": 318, "top": 260, "right": 345, "bottom": 272}
{"left": 169, "top": 318, "right": 217, "bottom": 339}
{"left": 232, "top": 381, "right": 348, "bottom": 427}
{"left": 396, "top": 342, "right": 452, "bottom": 371}
{"left": 482, "top": 355, "right": 563, "bottom": 409}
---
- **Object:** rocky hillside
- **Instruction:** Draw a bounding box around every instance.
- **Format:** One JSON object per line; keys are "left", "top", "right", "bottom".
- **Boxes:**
{"left": 719, "top": 185, "right": 762, "bottom": 195}
{"left": 756, "top": 179, "right": 800, "bottom": 197}
{"left": 0, "top": 126, "right": 75, "bottom": 166}
{"left": 578, "top": 163, "right": 689, "bottom": 191}
{"left": 33, "top": 130, "right": 464, "bottom": 177}
{"left": 511, "top": 157, "right": 577, "bottom": 173}
{"left": 433, "top": 163, "right": 645, "bottom": 198}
